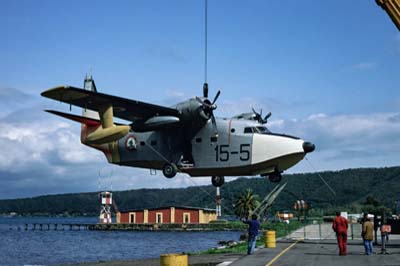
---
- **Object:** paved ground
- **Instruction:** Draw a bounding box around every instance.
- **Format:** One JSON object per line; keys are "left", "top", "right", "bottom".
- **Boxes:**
{"left": 66, "top": 239, "right": 400, "bottom": 266}
{"left": 230, "top": 239, "right": 400, "bottom": 266}
{"left": 60, "top": 253, "right": 244, "bottom": 266}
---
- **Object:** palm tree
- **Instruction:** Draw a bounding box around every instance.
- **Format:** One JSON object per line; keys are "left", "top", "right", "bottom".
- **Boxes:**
{"left": 234, "top": 189, "right": 258, "bottom": 219}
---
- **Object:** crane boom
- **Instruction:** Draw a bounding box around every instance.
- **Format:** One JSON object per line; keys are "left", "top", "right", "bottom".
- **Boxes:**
{"left": 376, "top": 0, "right": 400, "bottom": 31}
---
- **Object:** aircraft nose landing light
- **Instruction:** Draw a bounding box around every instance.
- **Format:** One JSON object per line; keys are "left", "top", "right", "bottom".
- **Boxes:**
{"left": 303, "top": 141, "right": 315, "bottom": 154}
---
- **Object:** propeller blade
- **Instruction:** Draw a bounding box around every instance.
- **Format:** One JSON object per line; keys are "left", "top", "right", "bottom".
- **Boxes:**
{"left": 251, "top": 107, "right": 271, "bottom": 124}
{"left": 198, "top": 85, "right": 220, "bottom": 137}
{"left": 212, "top": 90, "right": 221, "bottom": 105}
{"left": 211, "top": 113, "right": 218, "bottom": 137}
{"left": 251, "top": 107, "right": 261, "bottom": 122}
{"left": 203, "top": 83, "right": 208, "bottom": 98}
{"left": 264, "top": 112, "right": 272, "bottom": 121}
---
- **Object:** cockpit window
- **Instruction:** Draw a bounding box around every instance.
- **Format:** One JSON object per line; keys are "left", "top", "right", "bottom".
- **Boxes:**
{"left": 244, "top": 126, "right": 270, "bottom": 134}
{"left": 244, "top": 127, "right": 254, "bottom": 134}
{"left": 256, "top": 126, "right": 270, "bottom": 134}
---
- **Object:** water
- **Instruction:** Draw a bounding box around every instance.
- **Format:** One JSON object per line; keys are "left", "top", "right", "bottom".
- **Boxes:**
{"left": 0, "top": 217, "right": 243, "bottom": 266}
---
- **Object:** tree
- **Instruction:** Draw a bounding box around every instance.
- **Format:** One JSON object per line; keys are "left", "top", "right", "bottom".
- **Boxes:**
{"left": 234, "top": 189, "right": 258, "bottom": 219}
{"left": 362, "top": 196, "right": 392, "bottom": 217}
{"left": 365, "top": 196, "right": 380, "bottom": 207}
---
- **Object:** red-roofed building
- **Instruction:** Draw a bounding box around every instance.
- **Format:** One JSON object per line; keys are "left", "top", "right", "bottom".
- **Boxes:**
{"left": 117, "top": 206, "right": 216, "bottom": 224}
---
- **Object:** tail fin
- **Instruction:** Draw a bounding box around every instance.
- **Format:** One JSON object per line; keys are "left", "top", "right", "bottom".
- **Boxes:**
{"left": 46, "top": 75, "right": 128, "bottom": 163}
{"left": 81, "top": 75, "right": 129, "bottom": 145}
{"left": 82, "top": 75, "right": 100, "bottom": 121}
{"left": 81, "top": 75, "right": 102, "bottom": 144}
{"left": 80, "top": 75, "right": 129, "bottom": 163}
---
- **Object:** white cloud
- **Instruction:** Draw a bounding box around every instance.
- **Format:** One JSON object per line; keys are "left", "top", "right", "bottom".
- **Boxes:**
{"left": 162, "top": 89, "right": 188, "bottom": 105}
{"left": 0, "top": 111, "right": 102, "bottom": 173}
{"left": 219, "top": 97, "right": 266, "bottom": 118}
{"left": 272, "top": 111, "right": 400, "bottom": 173}
{"left": 347, "top": 62, "right": 377, "bottom": 71}
{"left": 308, "top": 113, "right": 328, "bottom": 120}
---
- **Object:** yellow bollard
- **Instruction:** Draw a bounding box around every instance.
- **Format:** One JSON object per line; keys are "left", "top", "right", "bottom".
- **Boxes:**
{"left": 265, "top": 230, "right": 276, "bottom": 248}
{"left": 160, "top": 253, "right": 188, "bottom": 266}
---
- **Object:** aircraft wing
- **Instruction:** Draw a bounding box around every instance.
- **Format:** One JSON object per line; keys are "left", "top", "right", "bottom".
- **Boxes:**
{"left": 41, "top": 86, "right": 180, "bottom": 122}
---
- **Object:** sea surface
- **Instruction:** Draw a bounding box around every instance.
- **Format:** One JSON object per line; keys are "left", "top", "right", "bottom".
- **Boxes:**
{"left": 0, "top": 217, "right": 243, "bottom": 266}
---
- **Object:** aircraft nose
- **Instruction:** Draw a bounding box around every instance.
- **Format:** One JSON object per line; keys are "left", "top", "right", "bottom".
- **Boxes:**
{"left": 303, "top": 141, "right": 315, "bottom": 154}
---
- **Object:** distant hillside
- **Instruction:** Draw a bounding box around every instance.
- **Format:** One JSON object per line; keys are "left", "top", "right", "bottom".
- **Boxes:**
{"left": 1, "top": 166, "right": 399, "bottom": 216}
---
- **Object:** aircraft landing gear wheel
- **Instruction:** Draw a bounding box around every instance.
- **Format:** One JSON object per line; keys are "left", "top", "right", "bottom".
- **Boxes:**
{"left": 162, "top": 163, "right": 177, "bottom": 178}
{"left": 268, "top": 171, "right": 282, "bottom": 183}
{"left": 211, "top": 176, "right": 225, "bottom": 187}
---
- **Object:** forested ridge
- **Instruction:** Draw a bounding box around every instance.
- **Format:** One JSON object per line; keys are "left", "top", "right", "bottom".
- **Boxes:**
{"left": 1, "top": 166, "right": 399, "bottom": 216}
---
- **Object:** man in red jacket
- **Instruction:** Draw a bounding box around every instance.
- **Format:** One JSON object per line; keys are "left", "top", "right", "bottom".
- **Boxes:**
{"left": 332, "top": 211, "right": 348, "bottom": 255}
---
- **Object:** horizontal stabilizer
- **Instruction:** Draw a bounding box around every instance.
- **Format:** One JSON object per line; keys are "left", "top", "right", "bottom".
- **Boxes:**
{"left": 45, "top": 110, "right": 101, "bottom": 127}
{"left": 86, "top": 125, "right": 130, "bottom": 145}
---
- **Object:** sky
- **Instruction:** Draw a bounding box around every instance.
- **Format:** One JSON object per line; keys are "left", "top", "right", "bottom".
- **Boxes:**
{"left": 0, "top": 0, "right": 399, "bottom": 199}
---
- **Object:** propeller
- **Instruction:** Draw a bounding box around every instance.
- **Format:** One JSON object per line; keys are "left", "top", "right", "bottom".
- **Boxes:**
{"left": 252, "top": 107, "right": 272, "bottom": 124}
{"left": 197, "top": 84, "right": 221, "bottom": 137}
{"left": 203, "top": 83, "right": 208, "bottom": 98}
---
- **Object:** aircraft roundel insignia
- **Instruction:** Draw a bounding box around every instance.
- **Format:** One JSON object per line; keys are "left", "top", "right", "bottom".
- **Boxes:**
{"left": 125, "top": 136, "right": 137, "bottom": 151}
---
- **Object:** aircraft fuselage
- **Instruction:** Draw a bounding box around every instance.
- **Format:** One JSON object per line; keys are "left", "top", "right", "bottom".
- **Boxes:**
{"left": 110, "top": 118, "right": 308, "bottom": 177}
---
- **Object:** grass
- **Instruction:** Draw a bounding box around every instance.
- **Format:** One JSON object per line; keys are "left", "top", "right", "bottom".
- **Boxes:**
{"left": 197, "top": 220, "right": 305, "bottom": 255}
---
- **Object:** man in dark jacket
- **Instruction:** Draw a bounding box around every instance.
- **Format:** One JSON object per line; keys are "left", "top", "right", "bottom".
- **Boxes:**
{"left": 243, "top": 214, "right": 260, "bottom": 255}
{"left": 332, "top": 211, "right": 348, "bottom": 256}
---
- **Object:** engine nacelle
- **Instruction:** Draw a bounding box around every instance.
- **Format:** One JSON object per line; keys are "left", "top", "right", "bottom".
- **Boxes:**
{"left": 174, "top": 98, "right": 211, "bottom": 124}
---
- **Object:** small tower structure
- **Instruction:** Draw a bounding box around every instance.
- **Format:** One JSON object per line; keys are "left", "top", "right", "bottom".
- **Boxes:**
{"left": 216, "top": 187, "right": 222, "bottom": 218}
{"left": 99, "top": 191, "right": 113, "bottom": 224}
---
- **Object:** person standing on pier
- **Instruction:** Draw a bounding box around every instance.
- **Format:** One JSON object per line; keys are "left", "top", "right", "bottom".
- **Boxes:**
{"left": 242, "top": 214, "right": 260, "bottom": 255}
{"left": 362, "top": 213, "right": 374, "bottom": 255}
{"left": 332, "top": 211, "right": 348, "bottom": 256}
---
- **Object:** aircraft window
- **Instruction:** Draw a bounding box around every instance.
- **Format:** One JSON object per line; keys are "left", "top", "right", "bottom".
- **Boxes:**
{"left": 210, "top": 136, "right": 218, "bottom": 142}
{"left": 244, "top": 127, "right": 271, "bottom": 134}
{"left": 140, "top": 141, "right": 145, "bottom": 146}
{"left": 195, "top": 138, "right": 202, "bottom": 143}
{"left": 256, "top": 126, "right": 271, "bottom": 134}
{"left": 231, "top": 128, "right": 235, "bottom": 133}
{"left": 244, "top": 127, "right": 254, "bottom": 134}
{"left": 150, "top": 140, "right": 157, "bottom": 146}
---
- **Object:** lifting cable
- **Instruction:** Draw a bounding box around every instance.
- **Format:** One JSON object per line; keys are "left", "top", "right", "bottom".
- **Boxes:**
{"left": 184, "top": 175, "right": 233, "bottom": 214}
{"left": 305, "top": 157, "right": 336, "bottom": 196}
{"left": 145, "top": 140, "right": 173, "bottom": 165}
{"left": 204, "top": 0, "right": 208, "bottom": 84}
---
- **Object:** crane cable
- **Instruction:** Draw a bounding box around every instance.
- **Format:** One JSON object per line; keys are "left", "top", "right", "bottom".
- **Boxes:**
{"left": 184, "top": 175, "right": 233, "bottom": 214}
{"left": 204, "top": 0, "right": 208, "bottom": 84}
{"left": 305, "top": 157, "right": 336, "bottom": 196}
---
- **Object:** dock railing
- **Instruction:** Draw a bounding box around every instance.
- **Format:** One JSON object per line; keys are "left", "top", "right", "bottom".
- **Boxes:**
{"left": 284, "top": 222, "right": 362, "bottom": 241}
